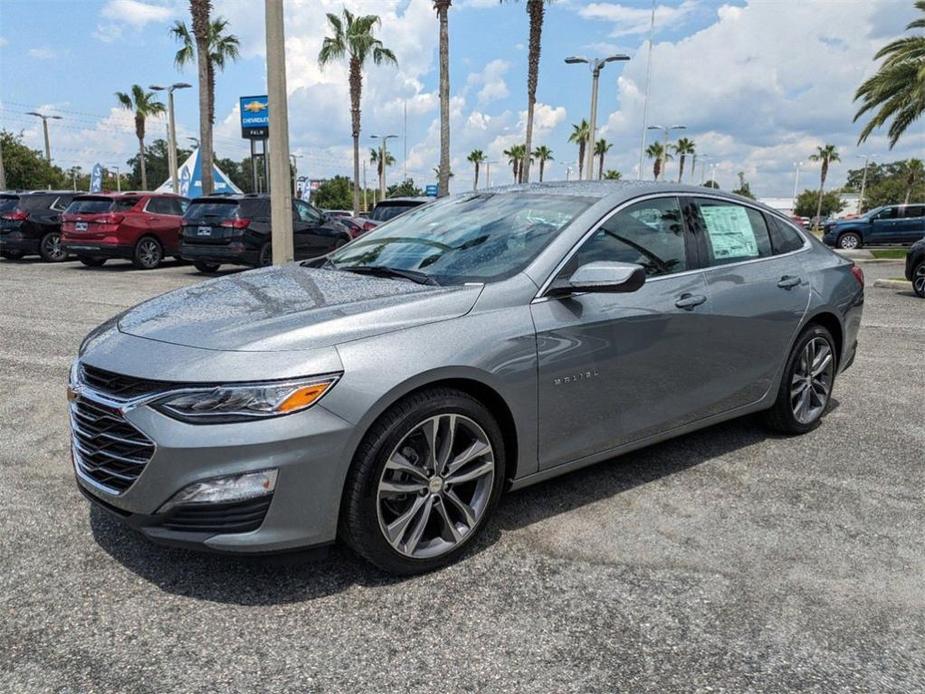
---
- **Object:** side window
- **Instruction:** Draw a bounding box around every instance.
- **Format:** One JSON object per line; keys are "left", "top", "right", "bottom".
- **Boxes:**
{"left": 50, "top": 196, "right": 69, "bottom": 211}
{"left": 146, "top": 198, "right": 172, "bottom": 215}
{"left": 902, "top": 206, "right": 924, "bottom": 219}
{"left": 767, "top": 215, "right": 806, "bottom": 255}
{"left": 875, "top": 207, "right": 897, "bottom": 220}
{"left": 694, "top": 199, "right": 771, "bottom": 266}
{"left": 174, "top": 199, "right": 190, "bottom": 216}
{"left": 560, "top": 197, "right": 688, "bottom": 279}
{"left": 294, "top": 200, "right": 321, "bottom": 224}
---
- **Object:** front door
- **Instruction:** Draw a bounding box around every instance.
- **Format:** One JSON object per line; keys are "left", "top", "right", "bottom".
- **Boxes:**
{"left": 531, "top": 196, "right": 720, "bottom": 470}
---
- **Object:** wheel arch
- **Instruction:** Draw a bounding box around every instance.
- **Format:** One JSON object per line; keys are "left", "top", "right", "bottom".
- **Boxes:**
{"left": 802, "top": 310, "right": 844, "bottom": 369}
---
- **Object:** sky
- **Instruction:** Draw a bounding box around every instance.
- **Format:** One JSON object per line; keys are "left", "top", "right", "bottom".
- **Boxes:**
{"left": 0, "top": 0, "right": 922, "bottom": 197}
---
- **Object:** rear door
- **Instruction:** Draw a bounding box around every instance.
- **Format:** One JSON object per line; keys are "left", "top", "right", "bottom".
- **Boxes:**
{"left": 293, "top": 200, "right": 336, "bottom": 258}
{"left": 899, "top": 205, "right": 925, "bottom": 244}
{"left": 142, "top": 197, "right": 180, "bottom": 251}
{"left": 867, "top": 206, "right": 902, "bottom": 243}
{"left": 692, "top": 198, "right": 810, "bottom": 410}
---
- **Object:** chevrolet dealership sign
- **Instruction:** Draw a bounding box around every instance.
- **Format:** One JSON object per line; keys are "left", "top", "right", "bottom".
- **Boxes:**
{"left": 239, "top": 95, "right": 269, "bottom": 139}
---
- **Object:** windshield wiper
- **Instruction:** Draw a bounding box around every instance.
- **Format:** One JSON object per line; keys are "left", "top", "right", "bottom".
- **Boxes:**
{"left": 340, "top": 265, "right": 440, "bottom": 286}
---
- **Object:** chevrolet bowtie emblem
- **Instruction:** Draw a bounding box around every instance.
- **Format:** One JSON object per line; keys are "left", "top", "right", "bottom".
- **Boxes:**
{"left": 243, "top": 100, "right": 267, "bottom": 113}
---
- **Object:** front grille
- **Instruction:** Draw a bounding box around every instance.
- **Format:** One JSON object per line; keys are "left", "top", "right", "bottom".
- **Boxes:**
{"left": 161, "top": 496, "right": 272, "bottom": 533}
{"left": 79, "top": 364, "right": 171, "bottom": 400}
{"left": 70, "top": 396, "right": 155, "bottom": 494}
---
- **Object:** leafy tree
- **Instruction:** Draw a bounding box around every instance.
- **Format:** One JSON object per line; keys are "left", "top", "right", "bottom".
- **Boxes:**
{"left": 732, "top": 171, "right": 755, "bottom": 199}
{"left": 434, "top": 0, "right": 452, "bottom": 195}
{"left": 171, "top": 17, "right": 239, "bottom": 127}
{"left": 125, "top": 138, "right": 193, "bottom": 190}
{"left": 369, "top": 147, "right": 396, "bottom": 180}
{"left": 0, "top": 130, "right": 67, "bottom": 190}
{"left": 387, "top": 178, "right": 424, "bottom": 197}
{"left": 703, "top": 179, "right": 720, "bottom": 189}
{"left": 215, "top": 155, "right": 251, "bottom": 193}
{"left": 467, "top": 149, "right": 486, "bottom": 190}
{"left": 809, "top": 144, "right": 840, "bottom": 223}
{"left": 532, "top": 145, "right": 553, "bottom": 182}
{"left": 568, "top": 120, "right": 590, "bottom": 180}
{"left": 854, "top": 1, "right": 925, "bottom": 148}
{"left": 645, "top": 141, "right": 671, "bottom": 180}
{"left": 319, "top": 9, "right": 397, "bottom": 214}
{"left": 794, "top": 189, "right": 845, "bottom": 218}
{"left": 603, "top": 169, "right": 621, "bottom": 180}
{"left": 503, "top": 144, "right": 528, "bottom": 181}
{"left": 594, "top": 139, "right": 612, "bottom": 180}
{"left": 673, "top": 137, "right": 695, "bottom": 182}
{"left": 115, "top": 85, "right": 165, "bottom": 190}
{"left": 312, "top": 175, "right": 355, "bottom": 210}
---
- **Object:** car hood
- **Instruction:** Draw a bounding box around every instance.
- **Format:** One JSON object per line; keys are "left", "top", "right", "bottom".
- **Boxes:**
{"left": 117, "top": 264, "right": 482, "bottom": 352}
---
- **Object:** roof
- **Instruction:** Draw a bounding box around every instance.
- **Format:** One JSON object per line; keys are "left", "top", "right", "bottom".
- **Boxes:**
{"left": 378, "top": 196, "right": 430, "bottom": 204}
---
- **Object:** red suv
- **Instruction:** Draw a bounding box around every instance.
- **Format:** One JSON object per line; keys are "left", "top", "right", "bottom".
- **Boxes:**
{"left": 61, "top": 193, "right": 189, "bottom": 269}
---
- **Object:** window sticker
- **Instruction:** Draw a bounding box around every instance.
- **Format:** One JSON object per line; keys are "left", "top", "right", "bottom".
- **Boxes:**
{"left": 701, "top": 205, "right": 758, "bottom": 259}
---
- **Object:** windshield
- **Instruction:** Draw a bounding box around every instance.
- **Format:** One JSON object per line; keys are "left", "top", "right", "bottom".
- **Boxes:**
{"left": 329, "top": 193, "right": 594, "bottom": 284}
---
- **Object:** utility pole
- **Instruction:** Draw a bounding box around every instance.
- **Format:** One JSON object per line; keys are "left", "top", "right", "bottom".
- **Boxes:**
{"left": 638, "top": 0, "right": 656, "bottom": 180}
{"left": 112, "top": 165, "right": 121, "bottom": 192}
{"left": 856, "top": 155, "right": 873, "bottom": 214}
{"left": 289, "top": 154, "right": 302, "bottom": 197}
{"left": 265, "top": 0, "right": 293, "bottom": 265}
{"left": 150, "top": 83, "right": 191, "bottom": 194}
{"left": 362, "top": 159, "right": 368, "bottom": 212}
{"left": 485, "top": 160, "right": 497, "bottom": 189}
{"left": 647, "top": 124, "right": 685, "bottom": 180}
{"left": 0, "top": 138, "right": 6, "bottom": 190}
{"left": 371, "top": 134, "right": 398, "bottom": 200}
{"left": 403, "top": 99, "right": 408, "bottom": 182}
{"left": 792, "top": 161, "right": 803, "bottom": 206}
{"left": 26, "top": 112, "right": 63, "bottom": 162}
{"left": 565, "top": 54, "right": 630, "bottom": 181}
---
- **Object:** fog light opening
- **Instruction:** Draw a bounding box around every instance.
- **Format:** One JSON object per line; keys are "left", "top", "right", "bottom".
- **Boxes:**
{"left": 157, "top": 469, "right": 278, "bottom": 514}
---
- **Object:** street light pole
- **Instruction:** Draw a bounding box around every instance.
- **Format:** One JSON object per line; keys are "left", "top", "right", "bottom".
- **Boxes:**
{"left": 26, "top": 112, "right": 63, "bottom": 162}
{"left": 565, "top": 54, "right": 630, "bottom": 181}
{"left": 856, "top": 155, "right": 873, "bottom": 214}
{"left": 265, "top": 0, "right": 294, "bottom": 265}
{"left": 792, "top": 161, "right": 803, "bottom": 207}
{"left": 112, "top": 165, "right": 121, "bottom": 192}
{"left": 150, "top": 83, "right": 191, "bottom": 194}
{"left": 647, "top": 124, "right": 685, "bottom": 180}
{"left": 289, "top": 154, "right": 302, "bottom": 197}
{"left": 638, "top": 0, "right": 656, "bottom": 180}
{"left": 371, "top": 134, "right": 398, "bottom": 200}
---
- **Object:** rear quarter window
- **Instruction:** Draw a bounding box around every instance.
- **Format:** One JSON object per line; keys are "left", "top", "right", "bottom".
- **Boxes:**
{"left": 767, "top": 216, "right": 806, "bottom": 254}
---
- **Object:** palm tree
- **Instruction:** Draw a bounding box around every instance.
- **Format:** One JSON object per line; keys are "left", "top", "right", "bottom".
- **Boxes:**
{"left": 434, "top": 1, "right": 452, "bottom": 196}
{"left": 170, "top": 17, "right": 240, "bottom": 127}
{"left": 189, "top": 0, "right": 214, "bottom": 194}
{"left": 854, "top": 1, "right": 925, "bottom": 149}
{"left": 603, "top": 169, "right": 622, "bottom": 180}
{"left": 432, "top": 166, "right": 454, "bottom": 179}
{"left": 115, "top": 85, "right": 164, "bottom": 190}
{"left": 905, "top": 158, "right": 924, "bottom": 204}
{"left": 532, "top": 145, "right": 553, "bottom": 182}
{"left": 809, "top": 144, "right": 840, "bottom": 224}
{"left": 503, "top": 145, "right": 519, "bottom": 179}
{"left": 673, "top": 137, "right": 696, "bottom": 182}
{"left": 319, "top": 10, "right": 397, "bottom": 216}
{"left": 594, "top": 139, "right": 612, "bottom": 180}
{"left": 645, "top": 141, "right": 671, "bottom": 180}
{"left": 467, "top": 149, "right": 486, "bottom": 190}
{"left": 568, "top": 120, "right": 590, "bottom": 180}
{"left": 370, "top": 147, "right": 396, "bottom": 180}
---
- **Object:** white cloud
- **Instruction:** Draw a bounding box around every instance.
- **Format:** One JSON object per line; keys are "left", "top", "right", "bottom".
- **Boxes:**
{"left": 580, "top": 1, "right": 698, "bottom": 37}
{"left": 0, "top": 37, "right": 8, "bottom": 48}
{"left": 93, "top": 24, "right": 124, "bottom": 43}
{"left": 100, "top": 0, "right": 174, "bottom": 27}
{"left": 28, "top": 47, "right": 57, "bottom": 60}
{"left": 467, "top": 59, "right": 511, "bottom": 105}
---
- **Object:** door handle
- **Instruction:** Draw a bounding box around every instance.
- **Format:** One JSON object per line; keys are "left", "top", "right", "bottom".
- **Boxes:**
{"left": 675, "top": 293, "right": 707, "bottom": 310}
{"left": 777, "top": 275, "right": 801, "bottom": 289}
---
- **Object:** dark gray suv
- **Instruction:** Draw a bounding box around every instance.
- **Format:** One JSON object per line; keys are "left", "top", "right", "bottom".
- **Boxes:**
{"left": 71, "top": 182, "right": 864, "bottom": 574}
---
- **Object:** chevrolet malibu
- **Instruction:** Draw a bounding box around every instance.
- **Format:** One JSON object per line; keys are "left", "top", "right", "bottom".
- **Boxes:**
{"left": 70, "top": 182, "right": 864, "bottom": 574}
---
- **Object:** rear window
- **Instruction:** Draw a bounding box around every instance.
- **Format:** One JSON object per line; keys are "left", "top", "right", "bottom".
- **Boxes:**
{"left": 184, "top": 200, "right": 241, "bottom": 221}
{"left": 20, "top": 195, "right": 57, "bottom": 211}
{"left": 0, "top": 196, "right": 18, "bottom": 213}
{"left": 66, "top": 197, "right": 138, "bottom": 214}
{"left": 370, "top": 202, "right": 420, "bottom": 222}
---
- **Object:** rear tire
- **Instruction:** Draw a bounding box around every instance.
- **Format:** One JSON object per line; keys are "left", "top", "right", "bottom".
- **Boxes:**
{"left": 837, "top": 232, "right": 862, "bottom": 250}
{"left": 763, "top": 324, "right": 837, "bottom": 435}
{"left": 194, "top": 261, "right": 221, "bottom": 273}
{"left": 258, "top": 242, "right": 272, "bottom": 267}
{"left": 132, "top": 237, "right": 163, "bottom": 269}
{"left": 913, "top": 260, "right": 925, "bottom": 298}
{"left": 78, "top": 256, "right": 107, "bottom": 267}
{"left": 39, "top": 232, "right": 67, "bottom": 262}
{"left": 340, "top": 388, "right": 506, "bottom": 575}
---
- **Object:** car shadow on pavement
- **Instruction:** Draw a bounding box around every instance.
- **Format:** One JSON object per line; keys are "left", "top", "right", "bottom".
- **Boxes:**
{"left": 89, "top": 406, "right": 836, "bottom": 605}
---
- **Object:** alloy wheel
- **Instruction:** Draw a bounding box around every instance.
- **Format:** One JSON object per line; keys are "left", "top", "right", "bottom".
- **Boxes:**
{"left": 137, "top": 239, "right": 161, "bottom": 268}
{"left": 839, "top": 234, "right": 859, "bottom": 250}
{"left": 376, "top": 414, "right": 495, "bottom": 559}
{"left": 43, "top": 233, "right": 66, "bottom": 261}
{"left": 914, "top": 262, "right": 925, "bottom": 298}
{"left": 790, "top": 336, "right": 834, "bottom": 424}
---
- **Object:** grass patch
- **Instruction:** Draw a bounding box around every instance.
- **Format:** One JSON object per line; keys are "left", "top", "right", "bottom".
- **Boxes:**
{"left": 871, "top": 249, "right": 907, "bottom": 259}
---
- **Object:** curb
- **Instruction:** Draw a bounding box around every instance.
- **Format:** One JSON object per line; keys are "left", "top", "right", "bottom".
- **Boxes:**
{"left": 853, "top": 258, "right": 902, "bottom": 264}
{"left": 872, "top": 279, "right": 913, "bottom": 290}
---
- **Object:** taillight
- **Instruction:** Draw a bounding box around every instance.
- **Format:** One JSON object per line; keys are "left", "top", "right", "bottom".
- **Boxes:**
{"left": 2, "top": 208, "right": 29, "bottom": 221}
{"left": 221, "top": 218, "right": 250, "bottom": 229}
{"left": 97, "top": 213, "right": 124, "bottom": 225}
{"left": 850, "top": 264, "right": 864, "bottom": 287}
{"left": 362, "top": 221, "right": 376, "bottom": 231}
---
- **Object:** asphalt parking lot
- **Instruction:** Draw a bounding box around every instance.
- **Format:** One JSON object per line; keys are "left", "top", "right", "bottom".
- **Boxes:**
{"left": 1, "top": 257, "right": 923, "bottom": 693}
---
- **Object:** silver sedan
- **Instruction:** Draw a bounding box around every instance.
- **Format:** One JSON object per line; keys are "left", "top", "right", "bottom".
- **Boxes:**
{"left": 70, "top": 182, "right": 864, "bottom": 574}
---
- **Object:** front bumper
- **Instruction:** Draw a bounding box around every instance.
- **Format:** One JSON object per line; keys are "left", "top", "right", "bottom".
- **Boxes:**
{"left": 62, "top": 241, "right": 134, "bottom": 259}
{"left": 72, "top": 373, "right": 355, "bottom": 554}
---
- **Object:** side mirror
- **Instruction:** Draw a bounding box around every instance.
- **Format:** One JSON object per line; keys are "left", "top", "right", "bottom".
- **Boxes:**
{"left": 547, "top": 261, "right": 646, "bottom": 297}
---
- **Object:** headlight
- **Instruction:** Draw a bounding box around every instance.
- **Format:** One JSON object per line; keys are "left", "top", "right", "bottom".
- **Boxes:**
{"left": 153, "top": 375, "right": 339, "bottom": 423}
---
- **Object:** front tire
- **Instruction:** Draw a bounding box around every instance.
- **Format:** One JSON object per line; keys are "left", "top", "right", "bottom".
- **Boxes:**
{"left": 763, "top": 324, "right": 837, "bottom": 435}
{"left": 340, "top": 388, "right": 506, "bottom": 575}
{"left": 132, "top": 237, "right": 163, "bottom": 269}
{"left": 837, "top": 232, "right": 862, "bottom": 250}
{"left": 78, "top": 256, "right": 107, "bottom": 267}
{"left": 39, "top": 232, "right": 67, "bottom": 262}
{"left": 913, "top": 260, "right": 925, "bottom": 298}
